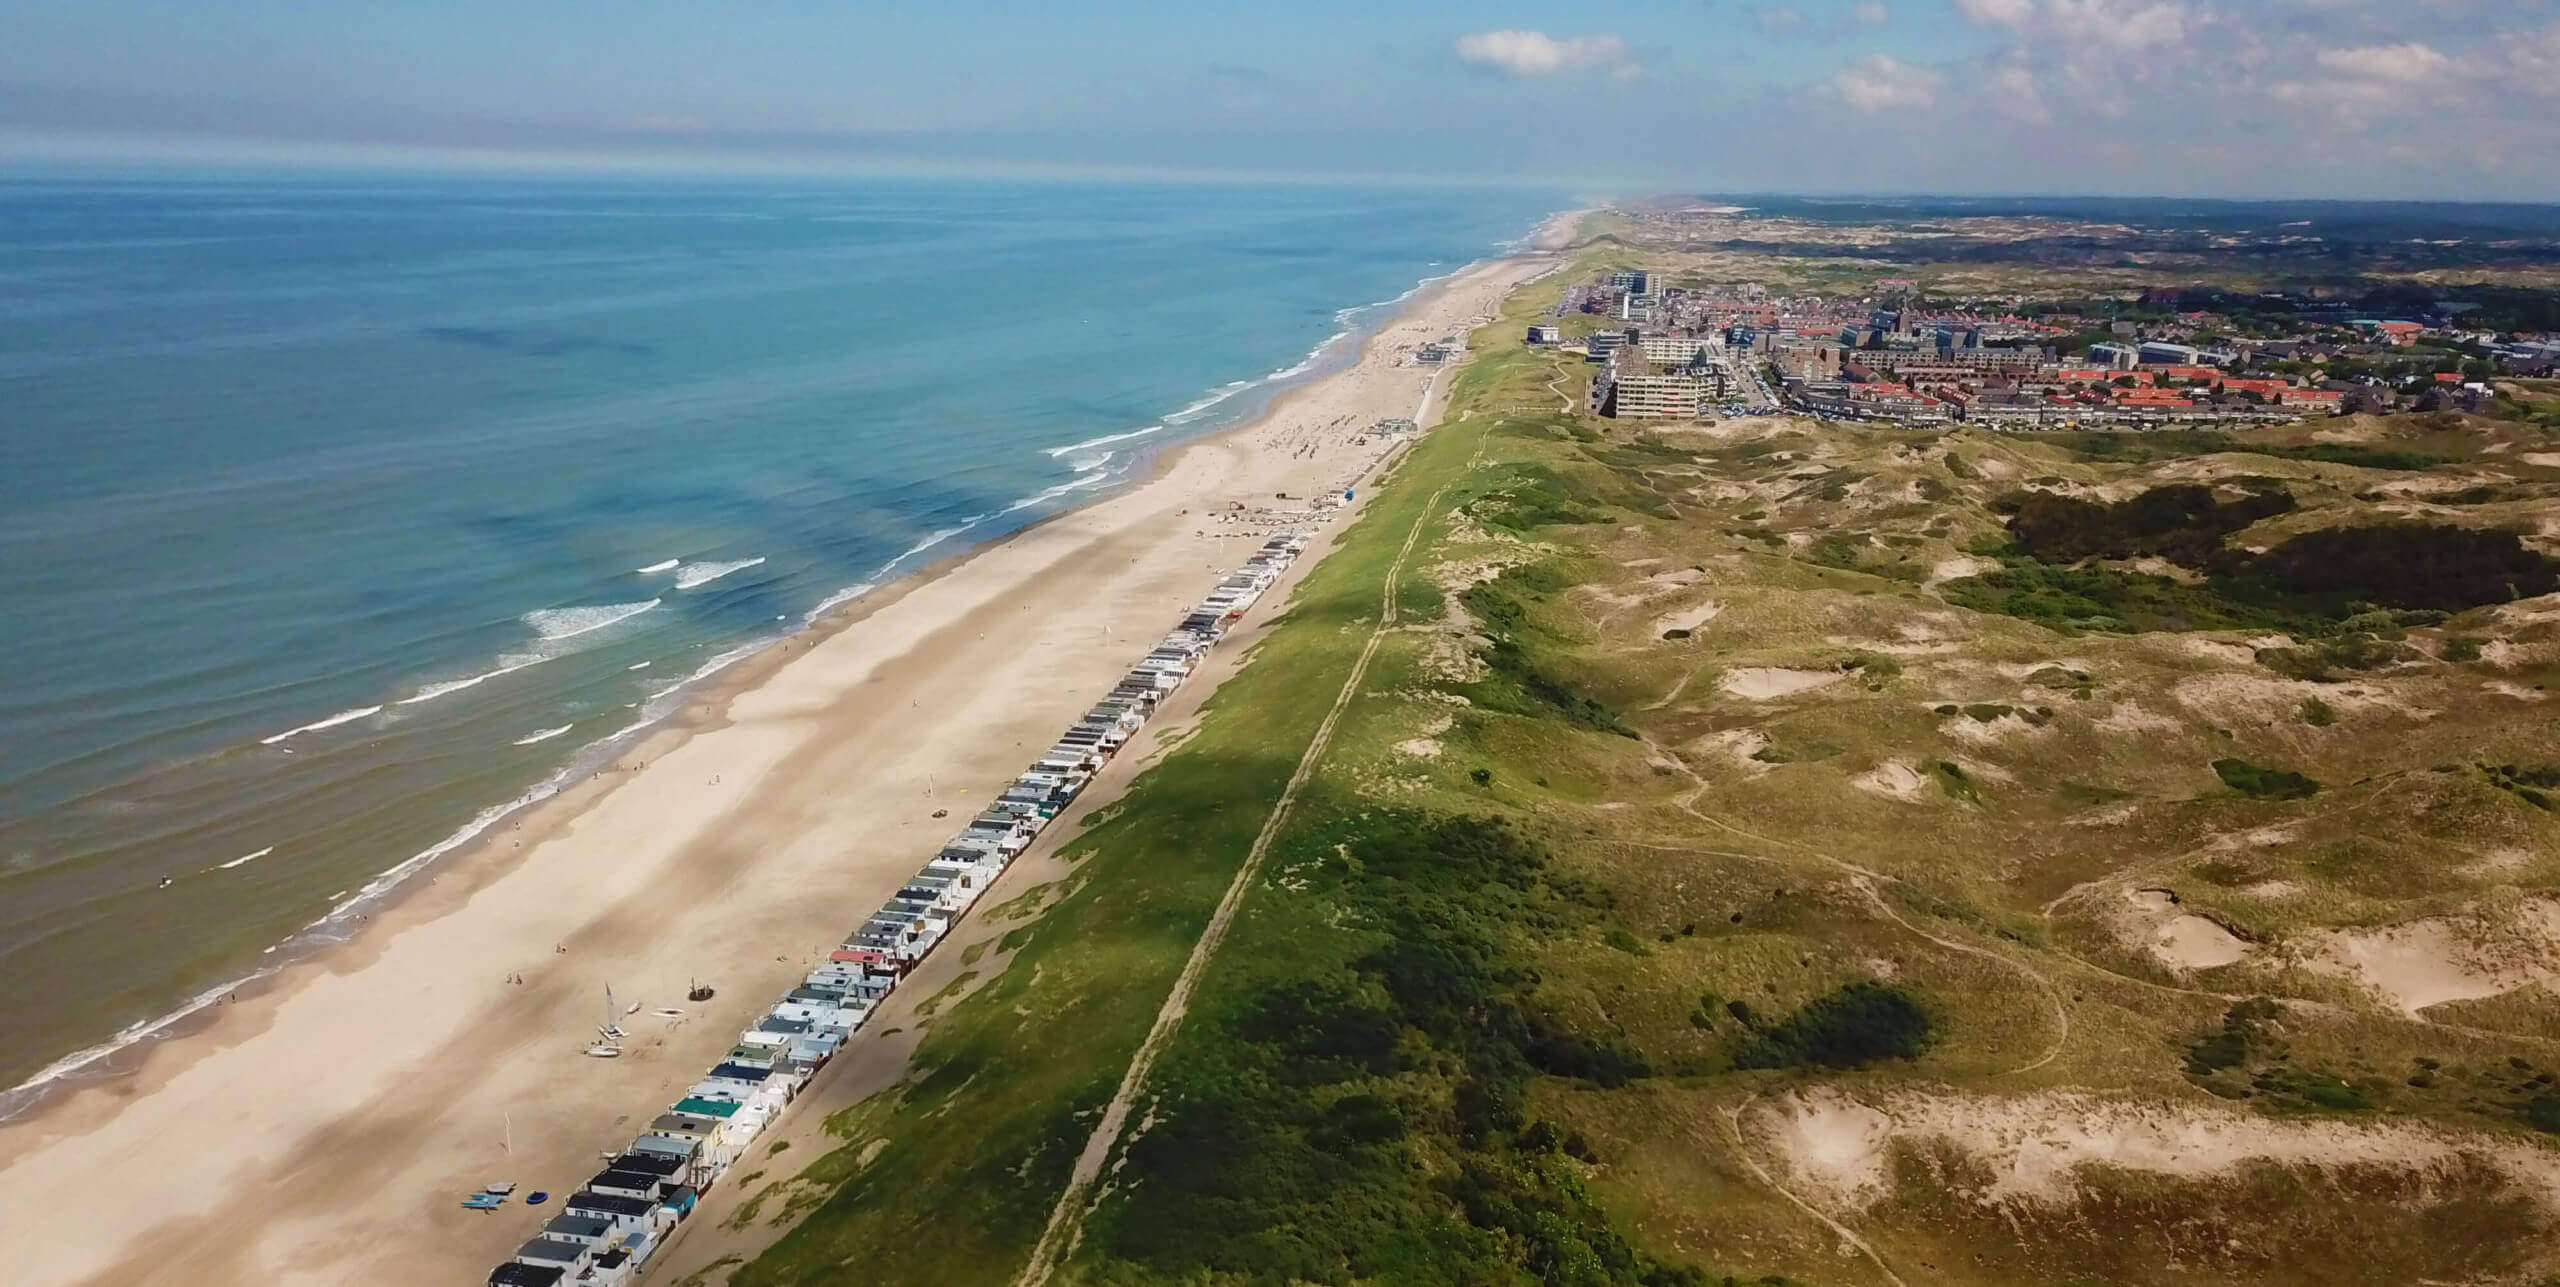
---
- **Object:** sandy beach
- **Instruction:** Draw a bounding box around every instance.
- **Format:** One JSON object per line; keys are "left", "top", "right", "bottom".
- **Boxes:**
{"left": 0, "top": 217, "right": 1574, "bottom": 1287}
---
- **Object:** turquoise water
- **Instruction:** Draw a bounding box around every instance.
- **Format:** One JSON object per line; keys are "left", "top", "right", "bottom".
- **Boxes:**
{"left": 0, "top": 174, "right": 1560, "bottom": 1101}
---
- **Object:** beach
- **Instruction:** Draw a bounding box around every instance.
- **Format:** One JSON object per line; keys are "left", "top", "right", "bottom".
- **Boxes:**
{"left": 0, "top": 217, "right": 1574, "bottom": 1287}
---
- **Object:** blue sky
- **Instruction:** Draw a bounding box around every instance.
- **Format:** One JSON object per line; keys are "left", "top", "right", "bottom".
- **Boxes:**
{"left": 4, "top": 0, "right": 2557, "bottom": 198}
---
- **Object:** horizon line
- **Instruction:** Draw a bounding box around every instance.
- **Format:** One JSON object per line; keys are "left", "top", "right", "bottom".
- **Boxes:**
{"left": 5, "top": 130, "right": 2560, "bottom": 209}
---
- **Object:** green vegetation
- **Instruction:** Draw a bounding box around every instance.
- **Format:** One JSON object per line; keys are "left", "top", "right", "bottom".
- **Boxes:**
{"left": 1471, "top": 463, "right": 1612, "bottom": 532}
{"left": 735, "top": 255, "right": 2560, "bottom": 1287}
{"left": 2184, "top": 998, "right": 2279, "bottom": 1079}
{"left": 730, "top": 348, "right": 1543, "bottom": 1287}
{"left": 2214, "top": 758, "right": 2322, "bottom": 800}
{"left": 1732, "top": 982, "right": 1934, "bottom": 1070}
{"left": 2181, "top": 999, "right": 2375, "bottom": 1112}
{"left": 2256, "top": 631, "right": 2415, "bottom": 682}
{"left": 2247, "top": 522, "right": 2559, "bottom": 612}
{"left": 2486, "top": 763, "right": 2560, "bottom": 811}
{"left": 1941, "top": 559, "right": 2283, "bottom": 633}
{"left": 1079, "top": 813, "right": 1697, "bottom": 1286}
{"left": 2000, "top": 483, "right": 2292, "bottom": 568}
{"left": 2048, "top": 431, "right": 2445, "bottom": 471}
{"left": 1948, "top": 504, "right": 2557, "bottom": 636}
{"left": 1462, "top": 563, "right": 1637, "bottom": 738}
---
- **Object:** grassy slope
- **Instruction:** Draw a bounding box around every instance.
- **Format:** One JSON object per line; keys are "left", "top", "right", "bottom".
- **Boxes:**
{"left": 726, "top": 299, "right": 1554, "bottom": 1287}
{"left": 731, "top": 256, "right": 2560, "bottom": 1287}
{"left": 1056, "top": 297, "right": 2560, "bottom": 1281}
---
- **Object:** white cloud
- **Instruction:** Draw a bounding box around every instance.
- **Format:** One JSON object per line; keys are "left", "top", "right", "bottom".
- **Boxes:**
{"left": 2271, "top": 40, "right": 2453, "bottom": 116}
{"left": 2510, "top": 25, "right": 2560, "bottom": 95}
{"left": 1753, "top": 5, "right": 1808, "bottom": 33}
{"left": 1853, "top": 2, "right": 1892, "bottom": 25}
{"left": 2041, "top": 0, "right": 2192, "bottom": 51}
{"left": 1454, "top": 30, "right": 1640, "bottom": 79}
{"left": 1830, "top": 54, "right": 1940, "bottom": 110}
{"left": 1985, "top": 64, "right": 2054, "bottom": 123}
{"left": 1954, "top": 0, "right": 2036, "bottom": 25}
{"left": 2314, "top": 42, "right": 2450, "bottom": 82}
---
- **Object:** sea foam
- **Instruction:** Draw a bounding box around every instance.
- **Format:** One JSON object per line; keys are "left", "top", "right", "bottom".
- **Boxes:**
{"left": 258, "top": 705, "right": 382, "bottom": 746}
{"left": 673, "top": 558, "right": 765, "bottom": 590}
{"left": 524, "top": 598, "right": 660, "bottom": 640}
{"left": 400, "top": 654, "right": 546, "bottom": 706}
{"left": 513, "top": 725, "right": 574, "bottom": 746}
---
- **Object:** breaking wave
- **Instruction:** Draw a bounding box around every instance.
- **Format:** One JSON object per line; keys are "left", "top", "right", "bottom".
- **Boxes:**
{"left": 258, "top": 705, "right": 381, "bottom": 746}
{"left": 399, "top": 654, "right": 546, "bottom": 706}
{"left": 672, "top": 557, "right": 765, "bottom": 590}
{"left": 214, "top": 847, "right": 272, "bottom": 871}
{"left": 523, "top": 599, "right": 660, "bottom": 640}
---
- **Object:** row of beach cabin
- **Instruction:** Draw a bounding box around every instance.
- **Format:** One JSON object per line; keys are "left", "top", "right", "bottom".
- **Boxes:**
{"left": 486, "top": 530, "right": 1313, "bottom": 1287}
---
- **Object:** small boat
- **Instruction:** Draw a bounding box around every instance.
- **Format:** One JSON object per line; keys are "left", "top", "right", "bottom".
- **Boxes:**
{"left": 526, "top": 1191, "right": 549, "bottom": 1206}
{"left": 584, "top": 1043, "right": 622, "bottom": 1058}
{"left": 482, "top": 1181, "right": 516, "bottom": 1196}
{"left": 461, "top": 1193, "right": 504, "bottom": 1211}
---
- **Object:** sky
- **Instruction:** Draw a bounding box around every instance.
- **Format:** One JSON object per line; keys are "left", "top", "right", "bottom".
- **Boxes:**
{"left": 3, "top": 0, "right": 2557, "bottom": 199}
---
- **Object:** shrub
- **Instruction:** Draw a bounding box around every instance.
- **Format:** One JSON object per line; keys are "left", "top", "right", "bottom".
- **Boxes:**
{"left": 1839, "top": 652, "right": 1901, "bottom": 681}
{"left": 2186, "top": 1030, "right": 2250, "bottom": 1076}
{"left": 1931, "top": 759, "right": 1980, "bottom": 802}
{"left": 1732, "top": 982, "right": 1933, "bottom": 1070}
{"left": 2185, "top": 997, "right": 2280, "bottom": 1081}
{"left": 1941, "top": 560, "right": 2281, "bottom": 634}
{"left": 2257, "top": 632, "right": 2414, "bottom": 682}
{"left": 1999, "top": 482, "right": 2294, "bottom": 568}
{"left": 1101, "top": 811, "right": 1699, "bottom": 1285}
{"left": 2299, "top": 697, "right": 2339, "bottom": 727}
{"left": 2214, "top": 758, "right": 2320, "bottom": 800}
{"left": 2244, "top": 521, "right": 2559, "bottom": 612}
{"left": 2293, "top": 1077, "right": 2373, "bottom": 1112}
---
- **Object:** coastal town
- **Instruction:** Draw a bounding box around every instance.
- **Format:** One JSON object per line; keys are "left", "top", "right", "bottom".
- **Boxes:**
{"left": 1544, "top": 266, "right": 2560, "bottom": 429}
{"left": 483, "top": 527, "right": 1320, "bottom": 1286}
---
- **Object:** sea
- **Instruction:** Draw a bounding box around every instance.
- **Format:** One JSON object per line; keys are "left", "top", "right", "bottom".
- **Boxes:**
{"left": 0, "top": 173, "right": 1563, "bottom": 1110}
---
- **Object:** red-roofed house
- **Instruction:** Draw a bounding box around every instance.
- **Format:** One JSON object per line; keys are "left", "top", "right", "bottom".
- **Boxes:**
{"left": 2280, "top": 387, "right": 2345, "bottom": 409}
{"left": 2219, "top": 378, "right": 2294, "bottom": 400}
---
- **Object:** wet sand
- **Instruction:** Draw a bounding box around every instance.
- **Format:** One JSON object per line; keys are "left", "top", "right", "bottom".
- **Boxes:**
{"left": 0, "top": 219, "right": 1575, "bottom": 1287}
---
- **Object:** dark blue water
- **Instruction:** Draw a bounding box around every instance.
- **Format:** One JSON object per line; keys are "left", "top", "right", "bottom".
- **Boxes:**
{"left": 0, "top": 174, "right": 1560, "bottom": 1098}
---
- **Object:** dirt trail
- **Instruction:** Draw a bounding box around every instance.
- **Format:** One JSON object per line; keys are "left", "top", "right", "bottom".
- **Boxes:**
{"left": 1718, "top": 1093, "right": 1909, "bottom": 1287}
{"left": 1644, "top": 734, "right": 2073, "bottom": 1076}
{"left": 1014, "top": 374, "right": 1477, "bottom": 1287}
{"left": 1634, "top": 731, "right": 2069, "bottom": 1287}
